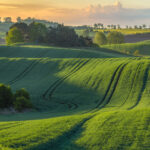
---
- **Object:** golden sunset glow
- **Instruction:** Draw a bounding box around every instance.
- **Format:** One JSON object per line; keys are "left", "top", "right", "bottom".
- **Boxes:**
{"left": 0, "top": 0, "right": 150, "bottom": 25}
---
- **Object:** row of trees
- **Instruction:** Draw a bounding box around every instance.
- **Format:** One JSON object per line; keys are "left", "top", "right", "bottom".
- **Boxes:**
{"left": 0, "top": 84, "right": 32, "bottom": 112}
{"left": 0, "top": 17, "right": 12, "bottom": 23}
{"left": 0, "top": 17, "right": 149, "bottom": 29}
{"left": 93, "top": 31, "right": 124, "bottom": 45}
{"left": 6, "top": 22, "right": 93, "bottom": 47}
{"left": 93, "top": 23, "right": 149, "bottom": 30}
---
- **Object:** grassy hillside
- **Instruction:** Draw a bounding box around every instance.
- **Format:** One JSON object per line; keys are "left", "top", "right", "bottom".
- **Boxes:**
{"left": 102, "top": 40, "right": 150, "bottom": 56}
{"left": 0, "top": 45, "right": 149, "bottom": 150}
{"left": 0, "top": 45, "right": 129, "bottom": 58}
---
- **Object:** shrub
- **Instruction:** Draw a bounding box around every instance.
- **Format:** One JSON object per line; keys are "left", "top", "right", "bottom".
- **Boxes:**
{"left": 0, "top": 84, "right": 14, "bottom": 108}
{"left": 13, "top": 96, "right": 32, "bottom": 112}
{"left": 133, "top": 50, "right": 140, "bottom": 56}
{"left": 14, "top": 88, "right": 30, "bottom": 100}
{"left": 107, "top": 31, "right": 124, "bottom": 44}
{"left": 14, "top": 88, "right": 32, "bottom": 112}
{"left": 93, "top": 32, "right": 107, "bottom": 45}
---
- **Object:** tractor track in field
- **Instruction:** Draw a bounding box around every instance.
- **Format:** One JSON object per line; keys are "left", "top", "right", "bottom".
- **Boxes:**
{"left": 7, "top": 51, "right": 49, "bottom": 85}
{"left": 42, "top": 60, "right": 90, "bottom": 109}
{"left": 119, "top": 63, "right": 142, "bottom": 109}
{"left": 0, "top": 61, "right": 13, "bottom": 73}
{"left": 128, "top": 64, "right": 150, "bottom": 110}
{"left": 43, "top": 59, "right": 90, "bottom": 100}
{"left": 84, "top": 59, "right": 109, "bottom": 87}
{"left": 96, "top": 63, "right": 128, "bottom": 109}
{"left": 102, "top": 63, "right": 128, "bottom": 107}
{"left": 42, "top": 60, "right": 85, "bottom": 100}
{"left": 7, "top": 60, "right": 39, "bottom": 85}
{"left": 59, "top": 102, "right": 78, "bottom": 109}
{"left": 43, "top": 115, "right": 94, "bottom": 150}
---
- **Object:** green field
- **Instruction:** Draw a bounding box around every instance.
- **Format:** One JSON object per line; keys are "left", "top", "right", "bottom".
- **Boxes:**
{"left": 95, "top": 29, "right": 150, "bottom": 35}
{"left": 0, "top": 45, "right": 149, "bottom": 150}
{"left": 76, "top": 29, "right": 150, "bottom": 37}
{"left": 102, "top": 40, "right": 150, "bottom": 56}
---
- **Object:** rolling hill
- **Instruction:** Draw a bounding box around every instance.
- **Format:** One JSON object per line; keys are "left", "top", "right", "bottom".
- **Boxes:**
{"left": 102, "top": 40, "right": 150, "bottom": 56}
{"left": 0, "top": 45, "right": 149, "bottom": 150}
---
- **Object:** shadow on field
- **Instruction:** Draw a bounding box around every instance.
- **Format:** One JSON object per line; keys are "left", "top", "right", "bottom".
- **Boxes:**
{"left": 0, "top": 81, "right": 101, "bottom": 122}
{"left": 29, "top": 117, "right": 92, "bottom": 150}
{"left": 0, "top": 57, "right": 105, "bottom": 121}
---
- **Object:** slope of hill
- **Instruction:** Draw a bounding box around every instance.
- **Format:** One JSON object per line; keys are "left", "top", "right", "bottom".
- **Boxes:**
{"left": 102, "top": 40, "right": 150, "bottom": 56}
{"left": 0, "top": 45, "right": 129, "bottom": 58}
{"left": 0, "top": 45, "right": 149, "bottom": 150}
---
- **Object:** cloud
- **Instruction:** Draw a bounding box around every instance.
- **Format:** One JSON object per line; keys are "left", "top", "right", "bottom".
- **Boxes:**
{"left": 81, "top": 2, "right": 150, "bottom": 26}
{"left": 0, "top": 1, "right": 150, "bottom": 25}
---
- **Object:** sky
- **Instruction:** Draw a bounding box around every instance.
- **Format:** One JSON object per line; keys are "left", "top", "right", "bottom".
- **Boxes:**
{"left": 0, "top": 0, "right": 150, "bottom": 26}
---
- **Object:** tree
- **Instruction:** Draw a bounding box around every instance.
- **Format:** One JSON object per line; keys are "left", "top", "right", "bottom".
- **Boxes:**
{"left": 94, "top": 24, "right": 98, "bottom": 29}
{"left": 17, "top": 17, "right": 22, "bottom": 23}
{"left": 13, "top": 97, "right": 32, "bottom": 112}
{"left": 126, "top": 25, "right": 129, "bottom": 29}
{"left": 139, "top": 26, "right": 142, "bottom": 29}
{"left": 0, "top": 84, "right": 13, "bottom": 108}
{"left": 107, "top": 31, "right": 124, "bottom": 44}
{"left": 4, "top": 17, "right": 12, "bottom": 23}
{"left": 117, "top": 24, "right": 121, "bottom": 29}
{"left": 28, "top": 22, "right": 47, "bottom": 43}
{"left": 107, "top": 25, "right": 111, "bottom": 29}
{"left": 10, "top": 23, "right": 28, "bottom": 35}
{"left": 134, "top": 25, "right": 138, "bottom": 29}
{"left": 14, "top": 88, "right": 30, "bottom": 100}
{"left": 93, "top": 32, "right": 107, "bottom": 45}
{"left": 46, "top": 24, "right": 80, "bottom": 47}
{"left": 113, "top": 25, "right": 117, "bottom": 29}
{"left": 142, "top": 24, "right": 146, "bottom": 29}
{"left": 14, "top": 88, "right": 32, "bottom": 112}
{"left": 111, "top": 24, "right": 114, "bottom": 29}
{"left": 6, "top": 27, "right": 24, "bottom": 45}
{"left": 0, "top": 83, "right": 33, "bottom": 111}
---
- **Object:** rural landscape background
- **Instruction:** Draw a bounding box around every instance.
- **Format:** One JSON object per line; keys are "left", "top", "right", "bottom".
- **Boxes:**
{"left": 0, "top": 0, "right": 150, "bottom": 150}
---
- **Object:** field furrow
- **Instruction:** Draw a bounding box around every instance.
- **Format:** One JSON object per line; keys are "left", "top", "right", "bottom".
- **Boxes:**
{"left": 95, "top": 64, "right": 123, "bottom": 108}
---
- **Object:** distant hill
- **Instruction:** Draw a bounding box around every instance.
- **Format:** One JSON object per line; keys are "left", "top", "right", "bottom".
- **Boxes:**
{"left": 0, "top": 18, "right": 59, "bottom": 40}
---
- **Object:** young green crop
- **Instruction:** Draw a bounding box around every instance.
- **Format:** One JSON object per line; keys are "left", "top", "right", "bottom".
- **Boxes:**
{"left": 0, "top": 45, "right": 149, "bottom": 150}
{"left": 102, "top": 40, "right": 150, "bottom": 56}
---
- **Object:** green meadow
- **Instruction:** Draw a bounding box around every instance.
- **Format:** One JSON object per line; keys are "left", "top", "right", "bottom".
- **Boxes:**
{"left": 102, "top": 40, "right": 150, "bottom": 56}
{"left": 0, "top": 45, "right": 149, "bottom": 150}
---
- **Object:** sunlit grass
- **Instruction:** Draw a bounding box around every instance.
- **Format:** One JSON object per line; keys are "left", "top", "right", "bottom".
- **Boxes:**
{"left": 0, "top": 45, "right": 149, "bottom": 150}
